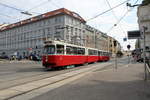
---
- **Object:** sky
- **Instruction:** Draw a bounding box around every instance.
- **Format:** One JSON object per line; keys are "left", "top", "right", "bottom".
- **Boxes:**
{"left": 0, "top": 0, "right": 143, "bottom": 50}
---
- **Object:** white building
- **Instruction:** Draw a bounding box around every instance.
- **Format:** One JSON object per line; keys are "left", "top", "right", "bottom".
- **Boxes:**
{"left": 0, "top": 8, "right": 86, "bottom": 57}
{"left": 137, "top": 4, "right": 150, "bottom": 50}
{"left": 0, "top": 8, "right": 119, "bottom": 58}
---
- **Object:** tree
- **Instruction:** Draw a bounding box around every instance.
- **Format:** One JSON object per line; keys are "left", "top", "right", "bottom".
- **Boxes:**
{"left": 116, "top": 51, "right": 123, "bottom": 57}
{"left": 141, "top": 0, "right": 150, "bottom": 6}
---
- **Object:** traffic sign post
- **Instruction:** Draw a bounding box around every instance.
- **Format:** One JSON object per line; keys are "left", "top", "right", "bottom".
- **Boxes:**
{"left": 127, "top": 27, "right": 148, "bottom": 81}
{"left": 127, "top": 44, "right": 131, "bottom": 64}
{"left": 113, "top": 40, "right": 117, "bottom": 70}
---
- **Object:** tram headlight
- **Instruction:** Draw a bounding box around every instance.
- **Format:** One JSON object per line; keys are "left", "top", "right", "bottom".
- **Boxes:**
{"left": 46, "top": 55, "right": 48, "bottom": 62}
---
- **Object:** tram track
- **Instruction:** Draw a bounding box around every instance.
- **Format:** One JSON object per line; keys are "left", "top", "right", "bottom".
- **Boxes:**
{"left": 0, "top": 57, "right": 129, "bottom": 100}
{"left": 8, "top": 63, "right": 130, "bottom": 100}
{"left": 0, "top": 57, "right": 128, "bottom": 90}
{"left": 0, "top": 62, "right": 110, "bottom": 90}
{"left": 0, "top": 62, "right": 113, "bottom": 100}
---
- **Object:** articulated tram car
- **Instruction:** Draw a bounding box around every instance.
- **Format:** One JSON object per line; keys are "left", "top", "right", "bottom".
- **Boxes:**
{"left": 42, "top": 40, "right": 110, "bottom": 69}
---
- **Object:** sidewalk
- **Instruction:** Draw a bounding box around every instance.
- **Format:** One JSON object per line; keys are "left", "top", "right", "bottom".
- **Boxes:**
{"left": 31, "top": 63, "right": 150, "bottom": 100}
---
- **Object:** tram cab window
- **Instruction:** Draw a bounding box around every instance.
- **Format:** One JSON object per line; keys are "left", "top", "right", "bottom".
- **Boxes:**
{"left": 44, "top": 45, "right": 55, "bottom": 54}
{"left": 56, "top": 45, "right": 64, "bottom": 54}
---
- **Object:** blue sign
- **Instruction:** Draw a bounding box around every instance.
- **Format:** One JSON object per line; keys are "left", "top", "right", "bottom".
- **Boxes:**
{"left": 123, "top": 38, "right": 127, "bottom": 41}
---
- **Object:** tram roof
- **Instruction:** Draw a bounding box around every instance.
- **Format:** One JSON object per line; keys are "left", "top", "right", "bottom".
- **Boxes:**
{"left": 45, "top": 40, "right": 86, "bottom": 49}
{"left": 45, "top": 40, "right": 107, "bottom": 52}
{"left": 44, "top": 40, "right": 110, "bottom": 52}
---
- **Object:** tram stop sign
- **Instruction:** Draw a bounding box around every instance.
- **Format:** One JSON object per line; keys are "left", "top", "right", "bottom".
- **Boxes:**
{"left": 127, "top": 45, "right": 131, "bottom": 50}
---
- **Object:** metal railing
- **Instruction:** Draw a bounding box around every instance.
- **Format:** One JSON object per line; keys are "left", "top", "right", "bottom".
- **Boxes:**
{"left": 146, "top": 59, "right": 150, "bottom": 72}
{"left": 145, "top": 59, "right": 150, "bottom": 80}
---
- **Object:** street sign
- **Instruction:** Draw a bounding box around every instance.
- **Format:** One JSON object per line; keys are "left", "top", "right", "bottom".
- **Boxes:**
{"left": 123, "top": 38, "right": 127, "bottom": 41}
{"left": 127, "top": 45, "right": 131, "bottom": 50}
{"left": 127, "top": 30, "right": 141, "bottom": 39}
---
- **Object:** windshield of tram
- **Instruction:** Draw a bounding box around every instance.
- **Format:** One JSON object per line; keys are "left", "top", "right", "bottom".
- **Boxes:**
{"left": 44, "top": 45, "right": 55, "bottom": 54}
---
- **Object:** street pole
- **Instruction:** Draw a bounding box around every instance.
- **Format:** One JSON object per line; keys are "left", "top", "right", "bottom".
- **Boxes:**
{"left": 143, "top": 26, "right": 147, "bottom": 81}
{"left": 127, "top": 45, "right": 131, "bottom": 64}
{"left": 114, "top": 41, "right": 117, "bottom": 69}
{"left": 128, "top": 52, "right": 130, "bottom": 64}
{"left": 115, "top": 52, "right": 117, "bottom": 69}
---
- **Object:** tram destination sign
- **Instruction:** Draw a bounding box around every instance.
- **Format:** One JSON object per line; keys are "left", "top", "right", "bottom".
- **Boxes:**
{"left": 127, "top": 30, "right": 141, "bottom": 39}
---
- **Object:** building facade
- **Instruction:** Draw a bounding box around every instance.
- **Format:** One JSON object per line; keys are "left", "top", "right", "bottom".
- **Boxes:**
{"left": 108, "top": 36, "right": 121, "bottom": 55}
{"left": 0, "top": 8, "right": 86, "bottom": 57}
{"left": 137, "top": 4, "right": 150, "bottom": 50}
{"left": 0, "top": 8, "right": 119, "bottom": 58}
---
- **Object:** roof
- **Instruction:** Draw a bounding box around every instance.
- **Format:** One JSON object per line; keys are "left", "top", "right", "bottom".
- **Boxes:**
{"left": 0, "top": 24, "right": 9, "bottom": 29}
{"left": 0, "top": 8, "right": 86, "bottom": 32}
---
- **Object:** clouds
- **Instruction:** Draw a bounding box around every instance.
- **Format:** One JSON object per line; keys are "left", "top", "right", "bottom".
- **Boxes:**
{"left": 0, "top": 0, "right": 142, "bottom": 50}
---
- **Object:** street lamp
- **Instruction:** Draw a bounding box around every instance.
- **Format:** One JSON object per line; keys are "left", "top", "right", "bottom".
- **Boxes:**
{"left": 126, "top": 3, "right": 141, "bottom": 7}
{"left": 21, "top": 11, "right": 32, "bottom": 16}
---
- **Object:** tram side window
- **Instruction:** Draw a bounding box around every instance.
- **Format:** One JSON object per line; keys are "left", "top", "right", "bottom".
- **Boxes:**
{"left": 56, "top": 45, "right": 64, "bottom": 54}
{"left": 98, "top": 51, "right": 100, "bottom": 56}
{"left": 88, "top": 49, "right": 97, "bottom": 55}
{"left": 104, "top": 52, "right": 106, "bottom": 56}
{"left": 66, "top": 46, "right": 73, "bottom": 55}
{"left": 98, "top": 51, "right": 102, "bottom": 56}
{"left": 77, "top": 48, "right": 85, "bottom": 55}
{"left": 73, "top": 47, "right": 78, "bottom": 55}
{"left": 94, "top": 50, "right": 98, "bottom": 55}
{"left": 101, "top": 52, "right": 104, "bottom": 56}
{"left": 103, "top": 52, "right": 104, "bottom": 56}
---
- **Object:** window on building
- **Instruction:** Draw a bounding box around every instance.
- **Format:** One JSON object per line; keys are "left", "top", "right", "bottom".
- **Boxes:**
{"left": 55, "top": 16, "right": 62, "bottom": 23}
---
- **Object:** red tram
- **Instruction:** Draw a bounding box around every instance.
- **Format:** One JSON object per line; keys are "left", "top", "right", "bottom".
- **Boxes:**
{"left": 42, "top": 40, "right": 110, "bottom": 69}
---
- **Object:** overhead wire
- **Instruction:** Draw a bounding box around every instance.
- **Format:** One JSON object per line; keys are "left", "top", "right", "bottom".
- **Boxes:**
{"left": 0, "top": 0, "right": 63, "bottom": 24}
{"left": 0, "top": 2, "right": 23, "bottom": 12}
{"left": 50, "top": 0, "right": 61, "bottom": 8}
{"left": 107, "top": 10, "right": 130, "bottom": 33}
{"left": 106, "top": 0, "right": 140, "bottom": 47}
{"left": 105, "top": 0, "right": 126, "bottom": 37}
{"left": 0, "top": 2, "right": 40, "bottom": 15}
{"left": 65, "top": 0, "right": 131, "bottom": 29}
{"left": 86, "top": 0, "right": 130, "bottom": 21}
{"left": 0, "top": 0, "right": 53, "bottom": 22}
{"left": 106, "top": 0, "right": 140, "bottom": 33}
{"left": 0, "top": 13, "right": 20, "bottom": 20}
{"left": 26, "top": 0, "right": 53, "bottom": 11}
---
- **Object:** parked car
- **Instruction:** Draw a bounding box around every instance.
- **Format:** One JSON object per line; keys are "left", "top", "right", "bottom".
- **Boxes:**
{"left": 29, "top": 54, "right": 41, "bottom": 61}
{"left": 0, "top": 55, "right": 9, "bottom": 59}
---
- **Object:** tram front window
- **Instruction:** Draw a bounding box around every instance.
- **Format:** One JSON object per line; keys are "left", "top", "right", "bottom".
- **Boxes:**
{"left": 44, "top": 45, "right": 55, "bottom": 54}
